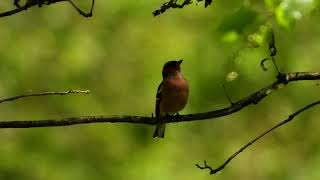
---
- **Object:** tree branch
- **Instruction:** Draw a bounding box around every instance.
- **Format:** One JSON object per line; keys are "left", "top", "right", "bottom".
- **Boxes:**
{"left": 196, "top": 99, "right": 320, "bottom": 174}
{"left": 153, "top": 0, "right": 213, "bottom": 16}
{"left": 0, "top": 0, "right": 95, "bottom": 18}
{"left": 0, "top": 90, "right": 90, "bottom": 104}
{"left": 0, "top": 72, "right": 318, "bottom": 128}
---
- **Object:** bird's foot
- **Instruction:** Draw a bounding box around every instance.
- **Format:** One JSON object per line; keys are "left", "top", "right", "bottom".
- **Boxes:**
{"left": 174, "top": 112, "right": 182, "bottom": 120}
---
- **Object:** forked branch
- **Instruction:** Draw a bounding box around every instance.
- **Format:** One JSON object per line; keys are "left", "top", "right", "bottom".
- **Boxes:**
{"left": 196, "top": 100, "right": 320, "bottom": 175}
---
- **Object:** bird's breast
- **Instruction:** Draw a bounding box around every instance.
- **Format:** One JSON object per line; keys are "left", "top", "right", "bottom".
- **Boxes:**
{"left": 160, "top": 76, "right": 189, "bottom": 114}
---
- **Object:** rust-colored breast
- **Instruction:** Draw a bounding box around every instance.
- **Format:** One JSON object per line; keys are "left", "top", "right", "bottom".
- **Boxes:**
{"left": 159, "top": 75, "right": 189, "bottom": 115}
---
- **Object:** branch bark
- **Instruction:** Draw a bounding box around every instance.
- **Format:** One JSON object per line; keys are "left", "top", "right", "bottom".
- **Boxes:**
{"left": 0, "top": 72, "right": 318, "bottom": 128}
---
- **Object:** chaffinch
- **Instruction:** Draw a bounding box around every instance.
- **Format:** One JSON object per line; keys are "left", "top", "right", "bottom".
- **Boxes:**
{"left": 153, "top": 60, "right": 189, "bottom": 138}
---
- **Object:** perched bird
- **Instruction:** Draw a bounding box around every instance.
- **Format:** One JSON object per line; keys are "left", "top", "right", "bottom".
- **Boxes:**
{"left": 153, "top": 60, "right": 189, "bottom": 138}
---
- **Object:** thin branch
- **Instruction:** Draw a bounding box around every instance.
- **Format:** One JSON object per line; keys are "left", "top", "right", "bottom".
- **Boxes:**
{"left": 196, "top": 100, "right": 320, "bottom": 174}
{"left": 222, "top": 84, "right": 234, "bottom": 105}
{"left": 153, "top": 0, "right": 213, "bottom": 16}
{"left": 0, "top": 0, "right": 65, "bottom": 18}
{"left": 260, "top": 58, "right": 270, "bottom": 71}
{"left": 0, "top": 90, "right": 90, "bottom": 104}
{"left": 66, "top": 0, "right": 95, "bottom": 17}
{"left": 0, "top": 0, "right": 95, "bottom": 18}
{"left": 260, "top": 30, "right": 281, "bottom": 74}
{"left": 0, "top": 72, "right": 318, "bottom": 128}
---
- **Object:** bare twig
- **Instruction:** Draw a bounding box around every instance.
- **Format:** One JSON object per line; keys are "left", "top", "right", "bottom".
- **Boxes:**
{"left": 260, "top": 58, "right": 270, "bottom": 71}
{"left": 153, "top": 0, "right": 213, "bottom": 16}
{"left": 260, "top": 30, "right": 280, "bottom": 74}
{"left": 222, "top": 84, "right": 234, "bottom": 105}
{"left": 195, "top": 160, "right": 214, "bottom": 173}
{"left": 0, "top": 0, "right": 95, "bottom": 18}
{"left": 271, "top": 56, "right": 280, "bottom": 75}
{"left": 0, "top": 72, "right": 318, "bottom": 128}
{"left": 196, "top": 100, "right": 320, "bottom": 175}
{"left": 66, "top": 0, "right": 95, "bottom": 17}
{"left": 0, "top": 90, "right": 90, "bottom": 104}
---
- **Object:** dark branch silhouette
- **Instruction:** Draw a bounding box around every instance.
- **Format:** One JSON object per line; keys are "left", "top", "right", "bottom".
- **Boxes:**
{"left": 0, "top": 90, "right": 90, "bottom": 104}
{"left": 0, "top": 72, "right": 318, "bottom": 128}
{"left": 196, "top": 100, "right": 320, "bottom": 174}
{"left": 153, "top": 0, "right": 213, "bottom": 16}
{"left": 0, "top": 0, "right": 95, "bottom": 18}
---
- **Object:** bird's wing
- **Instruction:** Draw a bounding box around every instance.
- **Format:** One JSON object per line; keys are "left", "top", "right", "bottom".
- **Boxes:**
{"left": 155, "top": 81, "right": 163, "bottom": 117}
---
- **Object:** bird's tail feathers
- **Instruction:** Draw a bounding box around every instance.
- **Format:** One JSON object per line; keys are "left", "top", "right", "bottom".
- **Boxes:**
{"left": 153, "top": 124, "right": 166, "bottom": 138}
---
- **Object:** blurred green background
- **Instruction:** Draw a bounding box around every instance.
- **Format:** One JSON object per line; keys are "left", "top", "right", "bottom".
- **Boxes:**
{"left": 0, "top": 0, "right": 319, "bottom": 179}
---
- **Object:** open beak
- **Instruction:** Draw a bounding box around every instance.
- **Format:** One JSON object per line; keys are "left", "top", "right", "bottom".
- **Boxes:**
{"left": 177, "top": 59, "right": 183, "bottom": 65}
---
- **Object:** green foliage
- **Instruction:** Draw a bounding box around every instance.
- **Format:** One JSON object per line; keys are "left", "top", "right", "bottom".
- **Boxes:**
{"left": 218, "top": 7, "right": 258, "bottom": 33}
{"left": 275, "top": 0, "right": 315, "bottom": 27}
{"left": 0, "top": 0, "right": 319, "bottom": 179}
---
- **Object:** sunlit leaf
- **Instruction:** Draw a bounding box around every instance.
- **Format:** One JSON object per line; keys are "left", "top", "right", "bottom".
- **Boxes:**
{"left": 226, "top": 71, "right": 239, "bottom": 82}
{"left": 222, "top": 31, "right": 239, "bottom": 43}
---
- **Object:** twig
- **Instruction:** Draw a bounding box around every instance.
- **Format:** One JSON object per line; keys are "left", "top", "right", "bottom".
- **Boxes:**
{"left": 196, "top": 100, "right": 320, "bottom": 174}
{"left": 195, "top": 160, "right": 214, "bottom": 173}
{"left": 0, "top": 0, "right": 95, "bottom": 18}
{"left": 0, "top": 90, "right": 90, "bottom": 104}
{"left": 196, "top": 100, "right": 320, "bottom": 175}
{"left": 222, "top": 84, "right": 234, "bottom": 105}
{"left": 260, "top": 58, "right": 270, "bottom": 71}
{"left": 0, "top": 72, "right": 318, "bottom": 128}
{"left": 153, "top": 0, "right": 213, "bottom": 16}
{"left": 66, "top": 0, "right": 95, "bottom": 17}
{"left": 260, "top": 30, "right": 281, "bottom": 74}
{"left": 271, "top": 56, "right": 280, "bottom": 75}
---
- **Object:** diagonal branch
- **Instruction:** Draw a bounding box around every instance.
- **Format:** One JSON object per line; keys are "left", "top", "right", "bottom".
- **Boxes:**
{"left": 0, "top": 0, "right": 95, "bottom": 18}
{"left": 0, "top": 72, "right": 318, "bottom": 128}
{"left": 196, "top": 100, "right": 320, "bottom": 175}
{"left": 0, "top": 90, "right": 90, "bottom": 104}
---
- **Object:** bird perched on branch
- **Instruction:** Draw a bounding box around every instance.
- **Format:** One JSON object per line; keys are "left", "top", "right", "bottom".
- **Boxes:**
{"left": 153, "top": 60, "right": 189, "bottom": 138}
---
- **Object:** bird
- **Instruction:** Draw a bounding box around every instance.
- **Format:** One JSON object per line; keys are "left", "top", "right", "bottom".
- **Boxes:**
{"left": 153, "top": 59, "right": 189, "bottom": 138}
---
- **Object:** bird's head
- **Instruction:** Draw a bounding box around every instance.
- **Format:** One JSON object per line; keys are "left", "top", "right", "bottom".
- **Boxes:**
{"left": 162, "top": 59, "right": 183, "bottom": 78}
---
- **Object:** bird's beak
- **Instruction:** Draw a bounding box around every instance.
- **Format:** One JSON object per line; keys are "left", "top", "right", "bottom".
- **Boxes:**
{"left": 177, "top": 59, "right": 183, "bottom": 65}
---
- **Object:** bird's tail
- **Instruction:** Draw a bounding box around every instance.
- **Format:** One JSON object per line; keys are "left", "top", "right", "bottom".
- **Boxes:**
{"left": 153, "top": 124, "right": 166, "bottom": 138}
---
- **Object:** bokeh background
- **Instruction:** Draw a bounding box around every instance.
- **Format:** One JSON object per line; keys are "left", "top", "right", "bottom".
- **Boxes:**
{"left": 0, "top": 0, "right": 319, "bottom": 179}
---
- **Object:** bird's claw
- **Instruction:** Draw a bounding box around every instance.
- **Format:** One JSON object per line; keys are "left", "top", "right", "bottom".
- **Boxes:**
{"left": 174, "top": 112, "right": 182, "bottom": 120}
